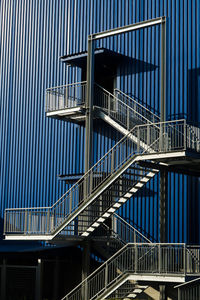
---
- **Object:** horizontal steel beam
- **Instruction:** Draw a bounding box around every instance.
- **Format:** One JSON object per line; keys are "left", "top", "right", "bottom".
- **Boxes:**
{"left": 89, "top": 17, "right": 165, "bottom": 40}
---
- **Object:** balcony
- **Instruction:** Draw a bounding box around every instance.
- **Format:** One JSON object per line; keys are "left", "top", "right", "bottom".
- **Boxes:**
{"left": 45, "top": 81, "right": 87, "bottom": 123}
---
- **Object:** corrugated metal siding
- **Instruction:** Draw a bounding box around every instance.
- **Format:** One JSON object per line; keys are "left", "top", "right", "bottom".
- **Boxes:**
{"left": 0, "top": 0, "right": 200, "bottom": 246}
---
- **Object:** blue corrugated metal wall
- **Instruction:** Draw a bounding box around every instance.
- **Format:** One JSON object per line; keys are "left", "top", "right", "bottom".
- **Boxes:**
{"left": 0, "top": 0, "right": 200, "bottom": 247}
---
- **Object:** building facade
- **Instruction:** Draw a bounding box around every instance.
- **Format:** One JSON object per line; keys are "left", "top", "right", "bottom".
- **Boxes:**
{"left": 1, "top": 0, "right": 200, "bottom": 299}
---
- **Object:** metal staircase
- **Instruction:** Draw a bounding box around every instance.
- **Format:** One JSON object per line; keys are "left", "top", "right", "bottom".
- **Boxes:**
{"left": 62, "top": 243, "right": 200, "bottom": 300}
{"left": 3, "top": 81, "right": 200, "bottom": 300}
{"left": 4, "top": 84, "right": 200, "bottom": 240}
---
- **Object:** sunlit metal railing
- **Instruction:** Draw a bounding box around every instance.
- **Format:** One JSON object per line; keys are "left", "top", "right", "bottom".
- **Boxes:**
{"left": 95, "top": 84, "right": 156, "bottom": 129}
{"left": 4, "top": 120, "right": 200, "bottom": 237}
{"left": 114, "top": 88, "right": 161, "bottom": 124}
{"left": 45, "top": 81, "right": 87, "bottom": 112}
{"left": 62, "top": 243, "right": 200, "bottom": 300}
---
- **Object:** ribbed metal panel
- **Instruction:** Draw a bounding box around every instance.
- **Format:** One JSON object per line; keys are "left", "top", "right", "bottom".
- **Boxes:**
{"left": 0, "top": 0, "right": 199, "bottom": 247}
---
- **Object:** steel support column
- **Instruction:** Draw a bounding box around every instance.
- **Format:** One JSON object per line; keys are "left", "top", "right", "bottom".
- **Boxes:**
{"left": 81, "top": 37, "right": 95, "bottom": 297}
{"left": 160, "top": 170, "right": 168, "bottom": 243}
{"left": 85, "top": 37, "right": 95, "bottom": 175}
{"left": 0, "top": 259, "right": 6, "bottom": 300}
{"left": 160, "top": 17, "right": 166, "bottom": 123}
{"left": 35, "top": 259, "right": 42, "bottom": 300}
{"left": 159, "top": 285, "right": 166, "bottom": 300}
{"left": 81, "top": 241, "right": 90, "bottom": 299}
{"left": 160, "top": 18, "right": 167, "bottom": 244}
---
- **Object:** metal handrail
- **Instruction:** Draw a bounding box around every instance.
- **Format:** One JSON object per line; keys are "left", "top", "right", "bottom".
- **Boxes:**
{"left": 114, "top": 88, "right": 160, "bottom": 122}
{"left": 62, "top": 243, "right": 200, "bottom": 300}
{"left": 113, "top": 213, "right": 151, "bottom": 243}
{"left": 95, "top": 84, "right": 153, "bottom": 126}
{"left": 4, "top": 119, "right": 199, "bottom": 236}
{"left": 45, "top": 81, "right": 87, "bottom": 112}
{"left": 46, "top": 81, "right": 87, "bottom": 91}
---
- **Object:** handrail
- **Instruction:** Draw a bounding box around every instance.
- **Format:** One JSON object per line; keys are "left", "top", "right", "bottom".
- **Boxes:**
{"left": 95, "top": 84, "right": 153, "bottom": 126}
{"left": 4, "top": 119, "right": 180, "bottom": 213}
{"left": 114, "top": 88, "right": 160, "bottom": 121}
{"left": 113, "top": 213, "right": 151, "bottom": 243}
{"left": 62, "top": 243, "right": 200, "bottom": 300}
{"left": 46, "top": 81, "right": 87, "bottom": 91}
{"left": 4, "top": 121, "right": 160, "bottom": 213}
{"left": 5, "top": 119, "right": 198, "bottom": 237}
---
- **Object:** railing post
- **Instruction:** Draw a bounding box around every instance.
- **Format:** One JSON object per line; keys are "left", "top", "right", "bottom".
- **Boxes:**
{"left": 111, "top": 150, "right": 114, "bottom": 173}
{"left": 127, "top": 108, "right": 130, "bottom": 130}
{"left": 137, "top": 127, "right": 140, "bottom": 153}
{"left": 84, "top": 279, "right": 88, "bottom": 300}
{"left": 25, "top": 210, "right": 28, "bottom": 234}
{"left": 184, "top": 120, "right": 187, "bottom": 150}
{"left": 184, "top": 244, "right": 186, "bottom": 275}
{"left": 147, "top": 124, "right": 150, "bottom": 147}
{"left": 108, "top": 94, "right": 111, "bottom": 116}
{"left": 134, "top": 230, "right": 136, "bottom": 243}
{"left": 47, "top": 210, "right": 50, "bottom": 233}
{"left": 158, "top": 244, "right": 161, "bottom": 273}
{"left": 105, "top": 263, "right": 108, "bottom": 288}
{"left": 3, "top": 211, "right": 7, "bottom": 235}
{"left": 65, "top": 86, "right": 68, "bottom": 108}
{"left": 70, "top": 192, "right": 73, "bottom": 213}
{"left": 28, "top": 211, "right": 31, "bottom": 233}
{"left": 135, "top": 244, "right": 138, "bottom": 273}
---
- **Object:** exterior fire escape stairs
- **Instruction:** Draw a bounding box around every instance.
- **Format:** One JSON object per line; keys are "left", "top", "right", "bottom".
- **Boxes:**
{"left": 3, "top": 81, "right": 200, "bottom": 299}
{"left": 4, "top": 83, "right": 200, "bottom": 242}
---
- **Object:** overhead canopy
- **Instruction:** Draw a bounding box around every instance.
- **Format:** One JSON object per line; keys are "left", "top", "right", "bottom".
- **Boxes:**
{"left": 60, "top": 48, "right": 156, "bottom": 75}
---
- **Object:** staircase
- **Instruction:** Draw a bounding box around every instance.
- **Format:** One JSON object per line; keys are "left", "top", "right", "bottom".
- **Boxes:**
{"left": 4, "top": 85, "right": 200, "bottom": 240}
{"left": 4, "top": 82, "right": 200, "bottom": 299}
{"left": 61, "top": 243, "right": 200, "bottom": 300}
{"left": 92, "top": 213, "right": 151, "bottom": 260}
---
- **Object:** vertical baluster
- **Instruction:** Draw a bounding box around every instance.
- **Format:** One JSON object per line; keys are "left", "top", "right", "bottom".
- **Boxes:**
{"left": 159, "top": 244, "right": 161, "bottom": 273}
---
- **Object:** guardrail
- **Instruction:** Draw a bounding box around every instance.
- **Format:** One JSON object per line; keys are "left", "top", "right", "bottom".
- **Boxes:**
{"left": 4, "top": 120, "right": 199, "bottom": 237}
{"left": 95, "top": 84, "right": 154, "bottom": 128}
{"left": 114, "top": 88, "right": 161, "bottom": 124}
{"left": 45, "top": 81, "right": 87, "bottom": 112}
{"left": 112, "top": 213, "right": 151, "bottom": 243}
{"left": 62, "top": 243, "right": 200, "bottom": 300}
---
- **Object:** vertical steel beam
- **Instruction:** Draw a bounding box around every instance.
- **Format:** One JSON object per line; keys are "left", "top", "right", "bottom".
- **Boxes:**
{"left": 160, "top": 17, "right": 166, "bottom": 123}
{"left": 81, "top": 241, "right": 90, "bottom": 298}
{"left": 0, "top": 259, "right": 6, "bottom": 300}
{"left": 160, "top": 18, "right": 167, "bottom": 244}
{"left": 35, "top": 259, "right": 42, "bottom": 300}
{"left": 160, "top": 170, "right": 168, "bottom": 243}
{"left": 159, "top": 285, "right": 166, "bottom": 300}
{"left": 81, "top": 37, "right": 94, "bottom": 298}
{"left": 85, "top": 37, "right": 95, "bottom": 175}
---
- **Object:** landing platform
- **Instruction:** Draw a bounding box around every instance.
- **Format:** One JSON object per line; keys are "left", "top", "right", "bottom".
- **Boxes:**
{"left": 140, "top": 150, "right": 200, "bottom": 174}
{"left": 46, "top": 105, "right": 86, "bottom": 123}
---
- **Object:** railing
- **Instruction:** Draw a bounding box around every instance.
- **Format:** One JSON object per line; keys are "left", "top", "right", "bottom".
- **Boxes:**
{"left": 62, "top": 243, "right": 200, "bottom": 300}
{"left": 95, "top": 84, "right": 155, "bottom": 129}
{"left": 112, "top": 213, "right": 151, "bottom": 243}
{"left": 114, "top": 89, "right": 161, "bottom": 124}
{"left": 186, "top": 124, "right": 200, "bottom": 152}
{"left": 45, "top": 81, "right": 87, "bottom": 112}
{"left": 4, "top": 120, "right": 199, "bottom": 236}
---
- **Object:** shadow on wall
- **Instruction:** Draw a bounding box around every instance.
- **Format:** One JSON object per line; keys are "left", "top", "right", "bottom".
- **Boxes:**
{"left": 187, "top": 68, "right": 200, "bottom": 244}
{"left": 118, "top": 58, "right": 160, "bottom": 116}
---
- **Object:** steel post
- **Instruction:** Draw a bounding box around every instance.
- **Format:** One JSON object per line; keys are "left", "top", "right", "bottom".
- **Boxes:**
{"left": 35, "top": 259, "right": 42, "bottom": 300}
{"left": 85, "top": 37, "right": 94, "bottom": 175}
{"left": 159, "top": 285, "right": 166, "bottom": 300}
{"left": 81, "top": 38, "right": 95, "bottom": 297}
{"left": 160, "top": 17, "right": 166, "bottom": 123}
{"left": 0, "top": 259, "right": 6, "bottom": 300}
{"left": 160, "top": 170, "right": 168, "bottom": 243}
